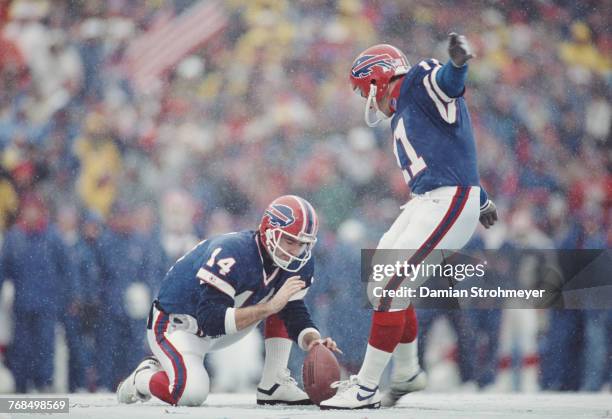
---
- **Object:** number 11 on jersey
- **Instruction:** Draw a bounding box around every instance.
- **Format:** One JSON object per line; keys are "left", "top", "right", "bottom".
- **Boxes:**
{"left": 393, "top": 118, "right": 427, "bottom": 182}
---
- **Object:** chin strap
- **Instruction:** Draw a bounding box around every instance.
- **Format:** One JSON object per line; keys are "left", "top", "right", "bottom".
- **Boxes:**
{"left": 364, "top": 84, "right": 385, "bottom": 127}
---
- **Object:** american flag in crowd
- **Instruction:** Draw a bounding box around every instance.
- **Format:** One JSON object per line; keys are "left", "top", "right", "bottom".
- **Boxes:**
{"left": 124, "top": 0, "right": 227, "bottom": 92}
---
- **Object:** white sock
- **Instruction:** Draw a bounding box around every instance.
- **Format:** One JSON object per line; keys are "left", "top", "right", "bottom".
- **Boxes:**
{"left": 390, "top": 339, "right": 420, "bottom": 382}
{"left": 134, "top": 369, "right": 155, "bottom": 396}
{"left": 259, "top": 337, "right": 292, "bottom": 388}
{"left": 357, "top": 344, "right": 392, "bottom": 388}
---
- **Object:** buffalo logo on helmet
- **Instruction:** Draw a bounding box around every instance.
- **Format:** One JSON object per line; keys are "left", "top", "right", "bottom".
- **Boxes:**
{"left": 265, "top": 204, "right": 296, "bottom": 228}
{"left": 351, "top": 54, "right": 396, "bottom": 79}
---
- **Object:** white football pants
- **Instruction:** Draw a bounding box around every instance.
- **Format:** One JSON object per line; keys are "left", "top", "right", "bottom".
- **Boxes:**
{"left": 369, "top": 186, "right": 480, "bottom": 311}
{"left": 147, "top": 305, "right": 259, "bottom": 406}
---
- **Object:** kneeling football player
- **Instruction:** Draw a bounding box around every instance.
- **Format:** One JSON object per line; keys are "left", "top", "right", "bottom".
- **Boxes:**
{"left": 117, "top": 195, "right": 339, "bottom": 406}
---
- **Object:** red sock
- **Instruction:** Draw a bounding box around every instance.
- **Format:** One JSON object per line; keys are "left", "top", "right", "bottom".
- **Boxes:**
{"left": 264, "top": 314, "right": 290, "bottom": 339}
{"left": 399, "top": 306, "right": 418, "bottom": 343}
{"left": 523, "top": 354, "right": 539, "bottom": 368}
{"left": 498, "top": 355, "right": 512, "bottom": 370}
{"left": 149, "top": 371, "right": 175, "bottom": 405}
{"left": 368, "top": 310, "right": 406, "bottom": 352}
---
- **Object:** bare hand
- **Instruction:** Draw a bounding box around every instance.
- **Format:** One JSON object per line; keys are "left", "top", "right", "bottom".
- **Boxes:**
{"left": 307, "top": 337, "right": 343, "bottom": 354}
{"left": 267, "top": 276, "right": 305, "bottom": 314}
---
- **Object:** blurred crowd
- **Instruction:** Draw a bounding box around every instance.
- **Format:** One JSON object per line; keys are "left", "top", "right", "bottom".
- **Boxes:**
{"left": 0, "top": 0, "right": 610, "bottom": 394}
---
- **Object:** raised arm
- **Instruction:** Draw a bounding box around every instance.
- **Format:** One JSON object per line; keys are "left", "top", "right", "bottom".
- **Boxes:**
{"left": 435, "top": 33, "right": 475, "bottom": 98}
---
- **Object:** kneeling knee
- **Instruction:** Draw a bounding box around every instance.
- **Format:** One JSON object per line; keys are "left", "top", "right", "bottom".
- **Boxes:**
{"left": 178, "top": 392, "right": 208, "bottom": 406}
{"left": 177, "top": 378, "right": 209, "bottom": 406}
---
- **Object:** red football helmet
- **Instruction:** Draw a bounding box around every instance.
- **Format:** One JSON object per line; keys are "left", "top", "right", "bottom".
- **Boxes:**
{"left": 259, "top": 195, "right": 319, "bottom": 272}
{"left": 350, "top": 44, "right": 410, "bottom": 127}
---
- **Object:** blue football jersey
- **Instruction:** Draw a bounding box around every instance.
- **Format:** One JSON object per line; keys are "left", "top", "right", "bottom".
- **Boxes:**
{"left": 156, "top": 230, "right": 316, "bottom": 339}
{"left": 391, "top": 58, "right": 481, "bottom": 194}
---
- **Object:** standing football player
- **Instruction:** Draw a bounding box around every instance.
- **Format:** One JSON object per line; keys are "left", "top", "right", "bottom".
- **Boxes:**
{"left": 117, "top": 195, "right": 339, "bottom": 406}
{"left": 320, "top": 34, "right": 498, "bottom": 409}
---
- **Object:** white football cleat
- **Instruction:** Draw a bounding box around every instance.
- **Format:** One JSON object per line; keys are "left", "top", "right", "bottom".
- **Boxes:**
{"left": 381, "top": 369, "right": 427, "bottom": 407}
{"left": 319, "top": 375, "right": 381, "bottom": 410}
{"left": 117, "top": 356, "right": 162, "bottom": 404}
{"left": 257, "top": 368, "right": 311, "bottom": 405}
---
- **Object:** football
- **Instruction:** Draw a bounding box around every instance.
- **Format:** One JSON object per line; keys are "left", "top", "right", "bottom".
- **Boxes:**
{"left": 302, "top": 343, "right": 341, "bottom": 405}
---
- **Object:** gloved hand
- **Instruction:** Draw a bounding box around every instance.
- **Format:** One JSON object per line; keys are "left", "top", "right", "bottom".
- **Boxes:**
{"left": 448, "top": 32, "right": 475, "bottom": 67}
{"left": 479, "top": 200, "right": 498, "bottom": 229}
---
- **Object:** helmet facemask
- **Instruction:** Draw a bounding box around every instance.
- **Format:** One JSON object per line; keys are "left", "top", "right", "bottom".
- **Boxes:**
{"left": 363, "top": 82, "right": 387, "bottom": 127}
{"left": 264, "top": 228, "right": 316, "bottom": 272}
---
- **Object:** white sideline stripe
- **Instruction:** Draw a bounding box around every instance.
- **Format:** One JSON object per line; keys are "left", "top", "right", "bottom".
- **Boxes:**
{"left": 197, "top": 268, "right": 236, "bottom": 298}
{"left": 423, "top": 74, "right": 457, "bottom": 124}
{"left": 419, "top": 60, "right": 431, "bottom": 70}
{"left": 430, "top": 65, "right": 454, "bottom": 103}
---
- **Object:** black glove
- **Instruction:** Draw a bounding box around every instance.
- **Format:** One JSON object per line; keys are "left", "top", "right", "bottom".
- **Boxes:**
{"left": 448, "top": 32, "right": 475, "bottom": 67}
{"left": 479, "top": 200, "right": 498, "bottom": 229}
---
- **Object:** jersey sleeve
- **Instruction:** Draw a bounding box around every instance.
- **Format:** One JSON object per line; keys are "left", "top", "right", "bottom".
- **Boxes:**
{"left": 195, "top": 245, "right": 241, "bottom": 337}
{"left": 435, "top": 61, "right": 468, "bottom": 98}
{"left": 413, "top": 58, "right": 461, "bottom": 124}
{"left": 279, "top": 299, "right": 319, "bottom": 350}
{"left": 278, "top": 263, "right": 319, "bottom": 350}
{"left": 287, "top": 261, "right": 315, "bottom": 302}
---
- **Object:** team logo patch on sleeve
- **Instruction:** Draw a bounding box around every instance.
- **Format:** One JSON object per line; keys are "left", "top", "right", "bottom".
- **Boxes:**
{"left": 351, "top": 54, "right": 395, "bottom": 78}
{"left": 265, "top": 204, "right": 296, "bottom": 228}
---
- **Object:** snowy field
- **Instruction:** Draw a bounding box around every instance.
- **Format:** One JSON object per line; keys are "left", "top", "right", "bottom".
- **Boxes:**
{"left": 1, "top": 393, "right": 610, "bottom": 419}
